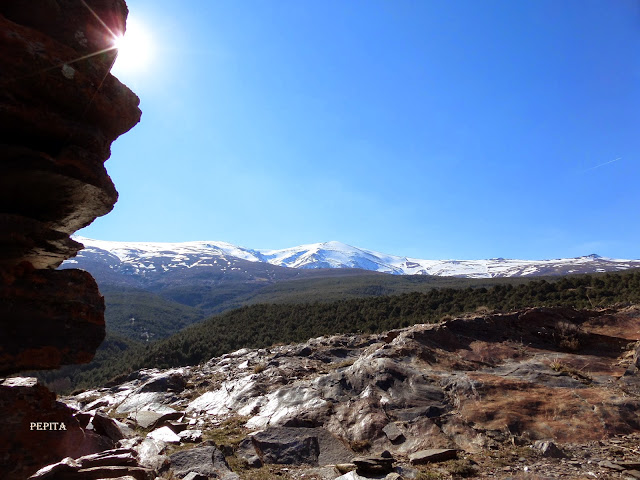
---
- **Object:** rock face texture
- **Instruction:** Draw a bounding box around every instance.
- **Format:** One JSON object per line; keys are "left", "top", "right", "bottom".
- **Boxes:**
{"left": 0, "top": 0, "right": 141, "bottom": 374}
{"left": 0, "top": 378, "right": 115, "bottom": 480}
{"left": 56, "top": 305, "right": 640, "bottom": 479}
{"left": 0, "top": 2, "right": 140, "bottom": 478}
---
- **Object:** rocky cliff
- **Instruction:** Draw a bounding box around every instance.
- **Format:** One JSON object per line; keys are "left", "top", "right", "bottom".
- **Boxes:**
{"left": 27, "top": 305, "right": 640, "bottom": 480}
{"left": 0, "top": 0, "right": 141, "bottom": 374}
{"left": 0, "top": 2, "right": 140, "bottom": 478}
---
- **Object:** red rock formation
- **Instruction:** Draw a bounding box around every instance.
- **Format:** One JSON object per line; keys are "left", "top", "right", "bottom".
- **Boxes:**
{"left": 0, "top": 1, "right": 140, "bottom": 477}
{"left": 0, "top": 378, "right": 114, "bottom": 480}
{"left": 0, "top": 0, "right": 141, "bottom": 374}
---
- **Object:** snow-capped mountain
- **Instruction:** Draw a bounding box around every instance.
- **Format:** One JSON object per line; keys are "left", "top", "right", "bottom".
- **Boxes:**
{"left": 63, "top": 237, "right": 640, "bottom": 279}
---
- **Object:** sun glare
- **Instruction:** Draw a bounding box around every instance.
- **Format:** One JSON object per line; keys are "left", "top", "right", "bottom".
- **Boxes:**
{"left": 111, "top": 18, "right": 153, "bottom": 76}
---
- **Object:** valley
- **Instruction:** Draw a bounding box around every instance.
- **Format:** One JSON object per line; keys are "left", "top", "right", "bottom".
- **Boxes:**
{"left": 60, "top": 237, "right": 640, "bottom": 343}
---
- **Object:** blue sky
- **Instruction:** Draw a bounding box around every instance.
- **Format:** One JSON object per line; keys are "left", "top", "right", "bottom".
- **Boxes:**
{"left": 80, "top": 0, "right": 640, "bottom": 260}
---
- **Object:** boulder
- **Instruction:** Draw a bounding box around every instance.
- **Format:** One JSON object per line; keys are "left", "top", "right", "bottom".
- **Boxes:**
{"left": 600, "top": 460, "right": 626, "bottom": 472}
{"left": 250, "top": 427, "right": 321, "bottom": 465}
{"left": 166, "top": 421, "right": 188, "bottom": 433}
{"left": 183, "top": 473, "right": 209, "bottom": 480}
{"left": 245, "top": 427, "right": 353, "bottom": 466}
{"left": 28, "top": 450, "right": 155, "bottom": 480}
{"left": 408, "top": 449, "right": 458, "bottom": 464}
{"left": 147, "top": 426, "right": 181, "bottom": 444}
{"left": 118, "top": 394, "right": 177, "bottom": 416}
{"left": 28, "top": 458, "right": 79, "bottom": 479}
{"left": 129, "top": 410, "right": 164, "bottom": 429}
{"left": 92, "top": 411, "right": 134, "bottom": 441}
{"left": 624, "top": 341, "right": 640, "bottom": 376}
{"left": 382, "top": 423, "right": 405, "bottom": 444}
{"left": 0, "top": 266, "right": 106, "bottom": 374}
{"left": 75, "top": 465, "right": 155, "bottom": 480}
{"left": 138, "top": 372, "right": 187, "bottom": 393}
{"left": 533, "top": 440, "right": 566, "bottom": 458}
{"left": 335, "top": 472, "right": 363, "bottom": 480}
{"left": 178, "top": 429, "right": 203, "bottom": 443}
{"left": 352, "top": 451, "right": 395, "bottom": 475}
{"left": 1, "top": 377, "right": 112, "bottom": 480}
{"left": 236, "top": 438, "right": 264, "bottom": 468}
{"left": 169, "top": 445, "right": 233, "bottom": 478}
{"left": 128, "top": 408, "right": 182, "bottom": 429}
{"left": 134, "top": 438, "right": 169, "bottom": 471}
{"left": 335, "top": 471, "right": 401, "bottom": 480}
{"left": 76, "top": 448, "right": 138, "bottom": 468}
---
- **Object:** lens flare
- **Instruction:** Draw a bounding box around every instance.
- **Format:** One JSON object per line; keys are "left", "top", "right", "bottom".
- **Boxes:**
{"left": 111, "top": 18, "right": 153, "bottom": 76}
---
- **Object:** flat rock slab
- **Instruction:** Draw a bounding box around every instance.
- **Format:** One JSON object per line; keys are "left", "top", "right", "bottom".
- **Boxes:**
{"left": 600, "top": 460, "right": 626, "bottom": 472}
{"left": 183, "top": 473, "right": 208, "bottom": 480}
{"left": 147, "top": 426, "right": 180, "bottom": 444}
{"left": 382, "top": 423, "right": 405, "bottom": 443}
{"left": 129, "top": 410, "right": 163, "bottom": 429}
{"left": 92, "top": 412, "right": 133, "bottom": 441}
{"left": 129, "top": 409, "right": 181, "bottom": 429}
{"left": 179, "top": 429, "right": 203, "bottom": 442}
{"left": 242, "top": 426, "right": 354, "bottom": 466}
{"left": 138, "top": 372, "right": 186, "bottom": 393}
{"left": 76, "top": 465, "right": 155, "bottom": 480}
{"left": 409, "top": 448, "right": 458, "bottom": 464}
{"left": 335, "top": 471, "right": 400, "bottom": 480}
{"left": 134, "top": 438, "right": 169, "bottom": 471}
{"left": 251, "top": 427, "right": 320, "bottom": 465}
{"left": 335, "top": 472, "right": 365, "bottom": 480}
{"left": 534, "top": 440, "right": 566, "bottom": 458}
{"left": 315, "top": 429, "right": 355, "bottom": 466}
{"left": 352, "top": 454, "right": 394, "bottom": 475}
{"left": 116, "top": 392, "right": 176, "bottom": 415}
{"left": 77, "top": 449, "right": 138, "bottom": 468}
{"left": 169, "top": 445, "right": 230, "bottom": 478}
{"left": 29, "top": 458, "right": 79, "bottom": 478}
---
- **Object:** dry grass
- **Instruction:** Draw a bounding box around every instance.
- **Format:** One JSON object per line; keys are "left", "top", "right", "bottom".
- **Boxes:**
{"left": 444, "top": 458, "right": 478, "bottom": 477}
{"left": 549, "top": 358, "right": 592, "bottom": 384}
{"left": 554, "top": 320, "right": 582, "bottom": 351}
{"left": 203, "top": 415, "right": 251, "bottom": 448}
{"left": 349, "top": 439, "right": 371, "bottom": 452}
{"left": 234, "top": 463, "right": 294, "bottom": 480}
{"left": 334, "top": 359, "right": 356, "bottom": 369}
{"left": 415, "top": 466, "right": 448, "bottom": 479}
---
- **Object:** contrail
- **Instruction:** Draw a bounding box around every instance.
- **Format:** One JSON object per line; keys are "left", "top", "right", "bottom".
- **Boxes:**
{"left": 584, "top": 157, "right": 622, "bottom": 172}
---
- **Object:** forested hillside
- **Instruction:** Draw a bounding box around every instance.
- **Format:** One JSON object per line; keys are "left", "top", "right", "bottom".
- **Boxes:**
{"left": 39, "top": 270, "right": 640, "bottom": 393}
{"left": 101, "top": 271, "right": 536, "bottom": 340}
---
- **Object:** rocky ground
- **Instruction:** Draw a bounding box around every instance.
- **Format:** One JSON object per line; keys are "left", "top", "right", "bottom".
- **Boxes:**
{"left": 18, "top": 305, "right": 640, "bottom": 479}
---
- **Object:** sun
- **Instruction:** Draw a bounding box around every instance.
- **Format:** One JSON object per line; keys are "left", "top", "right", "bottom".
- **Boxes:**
{"left": 111, "top": 18, "right": 153, "bottom": 76}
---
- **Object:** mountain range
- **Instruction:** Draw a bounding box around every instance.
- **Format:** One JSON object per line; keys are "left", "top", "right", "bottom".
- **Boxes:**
{"left": 65, "top": 237, "right": 639, "bottom": 279}
{"left": 59, "top": 237, "right": 640, "bottom": 342}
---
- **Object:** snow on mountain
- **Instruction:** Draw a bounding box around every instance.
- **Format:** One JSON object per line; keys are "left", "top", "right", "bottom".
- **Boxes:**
{"left": 64, "top": 237, "right": 640, "bottom": 279}
{"left": 259, "top": 241, "right": 408, "bottom": 273}
{"left": 63, "top": 237, "right": 268, "bottom": 277}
